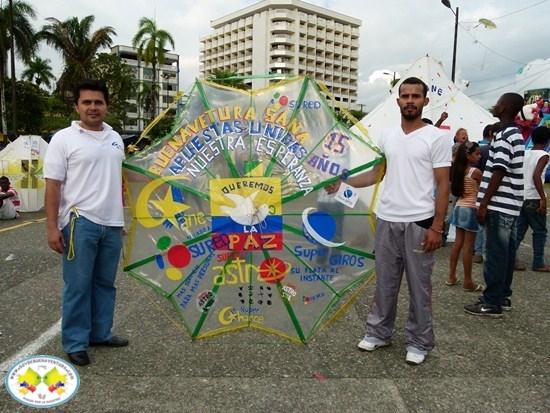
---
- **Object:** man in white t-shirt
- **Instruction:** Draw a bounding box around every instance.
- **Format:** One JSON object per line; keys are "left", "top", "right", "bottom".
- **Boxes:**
{"left": 44, "top": 80, "right": 128, "bottom": 366}
{"left": 515, "top": 126, "right": 550, "bottom": 271}
{"left": 327, "top": 77, "right": 452, "bottom": 365}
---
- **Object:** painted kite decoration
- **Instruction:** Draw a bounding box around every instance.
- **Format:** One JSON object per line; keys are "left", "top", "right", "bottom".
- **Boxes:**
{"left": 123, "top": 76, "right": 383, "bottom": 343}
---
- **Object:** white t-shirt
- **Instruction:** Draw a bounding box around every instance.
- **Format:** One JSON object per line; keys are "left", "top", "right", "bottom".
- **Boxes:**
{"left": 377, "top": 125, "right": 453, "bottom": 222}
{"left": 44, "top": 121, "right": 125, "bottom": 229}
{"left": 523, "top": 149, "right": 549, "bottom": 200}
{"left": 0, "top": 194, "right": 16, "bottom": 219}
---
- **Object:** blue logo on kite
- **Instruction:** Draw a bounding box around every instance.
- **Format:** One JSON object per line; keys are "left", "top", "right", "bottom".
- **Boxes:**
{"left": 302, "top": 209, "right": 341, "bottom": 247}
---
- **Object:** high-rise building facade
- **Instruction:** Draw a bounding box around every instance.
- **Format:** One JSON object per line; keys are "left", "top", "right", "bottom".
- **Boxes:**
{"left": 199, "top": 0, "right": 360, "bottom": 108}
{"left": 111, "top": 45, "right": 180, "bottom": 133}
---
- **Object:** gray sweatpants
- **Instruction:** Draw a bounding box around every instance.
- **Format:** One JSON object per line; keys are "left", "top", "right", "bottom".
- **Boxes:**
{"left": 365, "top": 218, "right": 435, "bottom": 353}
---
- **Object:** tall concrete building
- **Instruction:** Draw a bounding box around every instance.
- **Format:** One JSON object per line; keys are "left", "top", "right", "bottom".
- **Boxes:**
{"left": 199, "top": 0, "right": 360, "bottom": 108}
{"left": 111, "top": 45, "right": 180, "bottom": 133}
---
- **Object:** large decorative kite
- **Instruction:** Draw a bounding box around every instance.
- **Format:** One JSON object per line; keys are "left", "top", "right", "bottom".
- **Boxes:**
{"left": 123, "top": 76, "right": 384, "bottom": 343}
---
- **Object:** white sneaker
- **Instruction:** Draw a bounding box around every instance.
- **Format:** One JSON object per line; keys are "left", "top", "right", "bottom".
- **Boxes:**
{"left": 357, "top": 337, "right": 390, "bottom": 352}
{"left": 405, "top": 351, "right": 426, "bottom": 365}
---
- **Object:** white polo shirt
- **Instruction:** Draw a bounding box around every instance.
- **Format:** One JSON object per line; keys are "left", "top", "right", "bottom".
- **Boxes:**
{"left": 44, "top": 121, "right": 125, "bottom": 229}
{"left": 377, "top": 125, "right": 453, "bottom": 222}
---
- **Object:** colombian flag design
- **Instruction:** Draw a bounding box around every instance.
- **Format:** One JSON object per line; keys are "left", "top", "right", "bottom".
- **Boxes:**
{"left": 210, "top": 177, "right": 282, "bottom": 251}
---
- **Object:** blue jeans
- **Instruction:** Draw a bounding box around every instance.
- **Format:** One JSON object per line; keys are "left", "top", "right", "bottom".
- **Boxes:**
{"left": 61, "top": 216, "right": 122, "bottom": 353}
{"left": 516, "top": 199, "right": 547, "bottom": 269}
{"left": 474, "top": 226, "right": 485, "bottom": 256}
{"left": 483, "top": 210, "right": 517, "bottom": 307}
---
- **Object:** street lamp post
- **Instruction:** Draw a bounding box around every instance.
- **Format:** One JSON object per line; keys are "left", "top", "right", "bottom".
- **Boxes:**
{"left": 8, "top": 0, "right": 16, "bottom": 135}
{"left": 441, "top": 0, "right": 459, "bottom": 83}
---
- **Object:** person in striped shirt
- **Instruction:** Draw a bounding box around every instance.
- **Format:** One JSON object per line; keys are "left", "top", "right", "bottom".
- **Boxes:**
{"left": 464, "top": 93, "right": 525, "bottom": 318}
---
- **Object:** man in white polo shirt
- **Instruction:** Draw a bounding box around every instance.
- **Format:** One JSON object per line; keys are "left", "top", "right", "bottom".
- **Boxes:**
{"left": 326, "top": 77, "right": 453, "bottom": 365}
{"left": 44, "top": 80, "right": 128, "bottom": 366}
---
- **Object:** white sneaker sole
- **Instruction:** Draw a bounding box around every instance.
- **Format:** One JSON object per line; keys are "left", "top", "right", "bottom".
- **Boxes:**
{"left": 405, "top": 357, "right": 425, "bottom": 365}
{"left": 357, "top": 341, "right": 390, "bottom": 352}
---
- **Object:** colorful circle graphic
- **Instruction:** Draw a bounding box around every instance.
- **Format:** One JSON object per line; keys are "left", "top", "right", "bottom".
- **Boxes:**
{"left": 259, "top": 257, "right": 289, "bottom": 284}
{"left": 167, "top": 245, "right": 191, "bottom": 268}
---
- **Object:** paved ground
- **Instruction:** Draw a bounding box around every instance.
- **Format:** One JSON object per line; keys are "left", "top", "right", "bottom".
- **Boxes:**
{"left": 0, "top": 211, "right": 548, "bottom": 412}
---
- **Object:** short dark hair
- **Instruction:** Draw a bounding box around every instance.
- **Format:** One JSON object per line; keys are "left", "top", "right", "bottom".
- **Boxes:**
{"left": 531, "top": 126, "right": 550, "bottom": 145}
{"left": 73, "top": 79, "right": 109, "bottom": 105}
{"left": 482, "top": 125, "right": 493, "bottom": 138}
{"left": 500, "top": 92, "right": 524, "bottom": 116}
{"left": 399, "top": 77, "right": 428, "bottom": 97}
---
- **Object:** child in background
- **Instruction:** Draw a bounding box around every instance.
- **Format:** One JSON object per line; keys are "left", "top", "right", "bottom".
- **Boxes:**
{"left": 446, "top": 142, "right": 484, "bottom": 291}
{"left": 515, "top": 126, "right": 550, "bottom": 271}
{"left": 0, "top": 176, "right": 19, "bottom": 219}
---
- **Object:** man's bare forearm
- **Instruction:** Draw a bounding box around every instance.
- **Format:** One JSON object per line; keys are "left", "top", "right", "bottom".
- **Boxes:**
{"left": 433, "top": 171, "right": 450, "bottom": 230}
{"left": 45, "top": 179, "right": 61, "bottom": 230}
{"left": 347, "top": 161, "right": 385, "bottom": 188}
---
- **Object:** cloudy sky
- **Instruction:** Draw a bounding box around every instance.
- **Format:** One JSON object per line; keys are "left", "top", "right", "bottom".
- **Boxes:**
{"left": 21, "top": 0, "right": 550, "bottom": 111}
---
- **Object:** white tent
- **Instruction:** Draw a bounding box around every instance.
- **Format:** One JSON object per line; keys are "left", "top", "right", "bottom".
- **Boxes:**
{"left": 350, "top": 56, "right": 497, "bottom": 237}
{"left": 0, "top": 135, "right": 48, "bottom": 212}
{"left": 359, "top": 55, "right": 497, "bottom": 142}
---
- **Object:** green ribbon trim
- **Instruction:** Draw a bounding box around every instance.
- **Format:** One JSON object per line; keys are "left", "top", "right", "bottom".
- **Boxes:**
{"left": 123, "top": 163, "right": 210, "bottom": 201}
{"left": 282, "top": 156, "right": 385, "bottom": 204}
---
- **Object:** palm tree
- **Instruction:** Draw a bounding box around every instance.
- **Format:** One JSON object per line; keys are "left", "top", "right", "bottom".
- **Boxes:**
{"left": 22, "top": 57, "right": 55, "bottom": 89}
{"left": 39, "top": 15, "right": 115, "bottom": 101}
{"left": 136, "top": 81, "right": 156, "bottom": 123}
{"left": 0, "top": 0, "right": 37, "bottom": 134}
{"left": 132, "top": 17, "right": 175, "bottom": 116}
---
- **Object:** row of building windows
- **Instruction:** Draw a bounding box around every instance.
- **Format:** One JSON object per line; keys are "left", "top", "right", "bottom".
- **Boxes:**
{"left": 202, "top": 34, "right": 358, "bottom": 52}
{"left": 213, "top": 12, "right": 359, "bottom": 36}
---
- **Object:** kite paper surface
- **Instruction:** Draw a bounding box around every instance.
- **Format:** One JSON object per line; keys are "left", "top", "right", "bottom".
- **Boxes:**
{"left": 123, "top": 76, "right": 383, "bottom": 343}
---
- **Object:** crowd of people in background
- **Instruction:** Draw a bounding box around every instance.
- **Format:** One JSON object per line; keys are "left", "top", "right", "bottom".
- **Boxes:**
{"left": 436, "top": 96, "right": 550, "bottom": 318}
{"left": 424, "top": 93, "right": 550, "bottom": 319}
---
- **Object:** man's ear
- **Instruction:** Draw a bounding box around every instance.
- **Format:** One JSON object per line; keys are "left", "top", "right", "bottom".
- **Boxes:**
{"left": 424, "top": 97, "right": 430, "bottom": 107}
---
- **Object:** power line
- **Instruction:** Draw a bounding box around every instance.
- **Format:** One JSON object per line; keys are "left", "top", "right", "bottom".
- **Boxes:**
{"left": 463, "top": 0, "right": 549, "bottom": 23}
{"left": 457, "top": 0, "right": 550, "bottom": 67}
{"left": 469, "top": 71, "right": 519, "bottom": 84}
{"left": 468, "top": 66, "right": 550, "bottom": 97}
{"left": 457, "top": 21, "right": 550, "bottom": 67}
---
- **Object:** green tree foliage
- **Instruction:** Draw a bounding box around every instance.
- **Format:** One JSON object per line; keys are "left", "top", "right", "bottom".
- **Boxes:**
{"left": 132, "top": 17, "right": 175, "bottom": 117}
{"left": 5, "top": 80, "right": 45, "bottom": 134}
{"left": 41, "top": 94, "right": 74, "bottom": 134}
{"left": 22, "top": 57, "right": 55, "bottom": 89}
{"left": 148, "top": 114, "right": 175, "bottom": 141}
{"left": 390, "top": 78, "right": 400, "bottom": 87}
{"left": 207, "top": 69, "right": 248, "bottom": 90}
{"left": 39, "top": 15, "right": 115, "bottom": 102}
{"left": 136, "top": 81, "right": 156, "bottom": 125}
{"left": 0, "top": 1, "right": 37, "bottom": 133}
{"left": 89, "top": 53, "right": 136, "bottom": 132}
{"left": 333, "top": 108, "right": 366, "bottom": 128}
